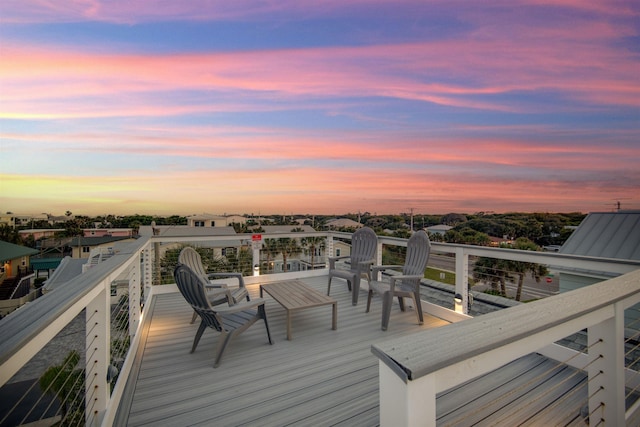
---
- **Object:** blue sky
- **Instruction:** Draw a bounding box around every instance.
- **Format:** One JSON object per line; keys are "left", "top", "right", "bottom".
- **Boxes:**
{"left": 1, "top": 0, "right": 639, "bottom": 216}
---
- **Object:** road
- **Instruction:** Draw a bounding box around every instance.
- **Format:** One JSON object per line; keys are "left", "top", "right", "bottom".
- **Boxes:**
{"left": 427, "top": 253, "right": 559, "bottom": 301}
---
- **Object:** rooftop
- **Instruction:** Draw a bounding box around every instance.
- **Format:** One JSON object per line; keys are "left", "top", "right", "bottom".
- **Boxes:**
{"left": 1, "top": 229, "right": 639, "bottom": 426}
{"left": 115, "top": 276, "right": 589, "bottom": 426}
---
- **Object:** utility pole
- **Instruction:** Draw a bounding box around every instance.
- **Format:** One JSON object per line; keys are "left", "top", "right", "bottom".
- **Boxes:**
{"left": 408, "top": 207, "right": 414, "bottom": 232}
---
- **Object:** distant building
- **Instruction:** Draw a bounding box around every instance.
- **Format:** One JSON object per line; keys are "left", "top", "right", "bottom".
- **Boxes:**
{"left": 425, "top": 224, "right": 452, "bottom": 236}
{"left": 186, "top": 213, "right": 246, "bottom": 227}
{"left": 0, "top": 213, "right": 48, "bottom": 228}
{"left": 324, "top": 218, "right": 363, "bottom": 230}
{"left": 0, "top": 241, "right": 40, "bottom": 315}
{"left": 260, "top": 225, "right": 316, "bottom": 234}
{"left": 488, "top": 236, "right": 514, "bottom": 247}
{"left": 18, "top": 229, "right": 65, "bottom": 241}
{"left": 0, "top": 241, "right": 39, "bottom": 279}
{"left": 82, "top": 228, "right": 134, "bottom": 238}
{"left": 67, "top": 236, "right": 135, "bottom": 259}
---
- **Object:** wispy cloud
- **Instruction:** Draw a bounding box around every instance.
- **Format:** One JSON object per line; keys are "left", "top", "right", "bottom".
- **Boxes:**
{"left": 1, "top": 0, "right": 638, "bottom": 214}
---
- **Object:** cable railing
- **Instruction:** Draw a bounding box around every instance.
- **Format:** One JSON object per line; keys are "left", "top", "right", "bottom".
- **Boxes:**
{"left": 373, "top": 266, "right": 640, "bottom": 426}
{"left": 0, "top": 231, "right": 639, "bottom": 426}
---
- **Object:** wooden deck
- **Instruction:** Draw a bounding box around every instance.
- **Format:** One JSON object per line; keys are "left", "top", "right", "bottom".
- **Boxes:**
{"left": 115, "top": 276, "right": 589, "bottom": 426}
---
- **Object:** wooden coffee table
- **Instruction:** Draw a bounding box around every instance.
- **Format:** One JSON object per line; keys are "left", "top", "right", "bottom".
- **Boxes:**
{"left": 260, "top": 280, "right": 337, "bottom": 340}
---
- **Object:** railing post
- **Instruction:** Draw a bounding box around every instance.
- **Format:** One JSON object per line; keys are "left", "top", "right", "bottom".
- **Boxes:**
{"left": 128, "top": 254, "right": 141, "bottom": 335}
{"left": 142, "top": 245, "right": 152, "bottom": 301}
{"left": 85, "top": 285, "right": 110, "bottom": 426}
{"left": 252, "top": 243, "right": 261, "bottom": 276}
{"left": 153, "top": 240, "right": 161, "bottom": 286}
{"left": 375, "top": 240, "right": 383, "bottom": 281}
{"left": 326, "top": 234, "right": 334, "bottom": 263}
{"left": 587, "top": 302, "right": 625, "bottom": 425}
{"left": 454, "top": 247, "right": 469, "bottom": 314}
{"left": 379, "top": 361, "right": 436, "bottom": 427}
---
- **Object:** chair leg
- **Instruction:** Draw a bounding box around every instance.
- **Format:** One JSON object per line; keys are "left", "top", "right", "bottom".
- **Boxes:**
{"left": 213, "top": 331, "right": 234, "bottom": 368}
{"left": 351, "top": 276, "right": 360, "bottom": 306}
{"left": 366, "top": 289, "right": 373, "bottom": 313}
{"left": 192, "top": 321, "right": 207, "bottom": 353}
{"left": 381, "top": 291, "right": 393, "bottom": 331}
{"left": 259, "top": 304, "right": 273, "bottom": 344}
{"left": 398, "top": 296, "right": 405, "bottom": 312}
{"left": 327, "top": 276, "right": 332, "bottom": 295}
{"left": 413, "top": 291, "right": 424, "bottom": 325}
{"left": 190, "top": 310, "right": 198, "bottom": 324}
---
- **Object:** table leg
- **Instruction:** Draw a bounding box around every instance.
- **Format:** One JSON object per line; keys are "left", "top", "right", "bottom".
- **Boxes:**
{"left": 332, "top": 302, "right": 337, "bottom": 330}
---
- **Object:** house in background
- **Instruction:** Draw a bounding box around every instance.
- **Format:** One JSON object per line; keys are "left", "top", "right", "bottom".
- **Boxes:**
{"left": 138, "top": 224, "right": 242, "bottom": 267}
{"left": 0, "top": 213, "right": 49, "bottom": 228}
{"left": 82, "top": 228, "right": 134, "bottom": 238}
{"left": 558, "top": 210, "right": 640, "bottom": 293}
{"left": 324, "top": 218, "right": 363, "bottom": 230}
{"left": 67, "top": 236, "right": 135, "bottom": 259}
{"left": 0, "top": 241, "right": 38, "bottom": 279}
{"left": 186, "top": 213, "right": 247, "bottom": 227}
{"left": 425, "top": 224, "right": 452, "bottom": 236}
{"left": 17, "top": 229, "right": 66, "bottom": 241}
{"left": 0, "top": 241, "right": 40, "bottom": 315}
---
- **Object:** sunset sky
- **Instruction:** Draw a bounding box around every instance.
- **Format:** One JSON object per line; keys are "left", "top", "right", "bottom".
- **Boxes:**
{"left": 1, "top": 1, "right": 639, "bottom": 216}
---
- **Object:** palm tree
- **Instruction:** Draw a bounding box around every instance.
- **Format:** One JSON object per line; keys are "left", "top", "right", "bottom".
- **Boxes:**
{"left": 263, "top": 238, "right": 281, "bottom": 273}
{"left": 473, "top": 238, "right": 548, "bottom": 301}
{"left": 301, "top": 236, "right": 325, "bottom": 270}
{"left": 473, "top": 256, "right": 511, "bottom": 296}
{"left": 278, "top": 238, "right": 302, "bottom": 272}
{"left": 508, "top": 238, "right": 549, "bottom": 301}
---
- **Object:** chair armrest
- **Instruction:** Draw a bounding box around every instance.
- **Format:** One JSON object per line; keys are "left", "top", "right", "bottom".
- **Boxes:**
{"left": 204, "top": 287, "right": 232, "bottom": 296}
{"left": 389, "top": 274, "right": 423, "bottom": 290}
{"left": 204, "top": 288, "right": 235, "bottom": 306}
{"left": 207, "top": 272, "right": 246, "bottom": 288}
{"left": 390, "top": 274, "right": 423, "bottom": 281}
{"left": 329, "top": 255, "right": 350, "bottom": 269}
{"left": 371, "top": 264, "right": 403, "bottom": 276}
{"left": 204, "top": 283, "right": 228, "bottom": 290}
{"left": 355, "top": 258, "right": 377, "bottom": 271}
{"left": 215, "top": 298, "right": 266, "bottom": 315}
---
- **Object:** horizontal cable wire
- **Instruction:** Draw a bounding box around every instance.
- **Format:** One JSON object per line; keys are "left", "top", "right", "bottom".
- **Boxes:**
{"left": 442, "top": 340, "right": 602, "bottom": 426}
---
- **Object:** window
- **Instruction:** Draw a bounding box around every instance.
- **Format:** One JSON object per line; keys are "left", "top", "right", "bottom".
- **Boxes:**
{"left": 222, "top": 247, "right": 237, "bottom": 257}
{"left": 335, "top": 248, "right": 341, "bottom": 257}
{"left": 83, "top": 246, "right": 91, "bottom": 253}
{"left": 194, "top": 221, "right": 204, "bottom": 227}
{"left": 211, "top": 221, "right": 216, "bottom": 227}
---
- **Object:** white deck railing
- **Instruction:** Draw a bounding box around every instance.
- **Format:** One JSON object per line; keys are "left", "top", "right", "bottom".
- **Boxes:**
{"left": 373, "top": 266, "right": 640, "bottom": 426}
{"left": 0, "top": 231, "right": 639, "bottom": 426}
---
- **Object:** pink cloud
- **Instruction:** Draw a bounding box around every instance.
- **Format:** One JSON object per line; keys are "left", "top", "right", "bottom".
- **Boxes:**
{"left": 2, "top": 27, "right": 638, "bottom": 123}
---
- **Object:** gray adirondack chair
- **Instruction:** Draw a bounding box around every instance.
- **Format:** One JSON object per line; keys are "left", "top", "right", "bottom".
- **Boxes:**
{"left": 366, "top": 230, "right": 431, "bottom": 330}
{"left": 174, "top": 264, "right": 272, "bottom": 368}
{"left": 327, "top": 227, "right": 378, "bottom": 306}
{"left": 178, "top": 246, "right": 250, "bottom": 323}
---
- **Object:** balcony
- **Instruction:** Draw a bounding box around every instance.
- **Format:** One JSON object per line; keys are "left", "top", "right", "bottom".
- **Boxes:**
{"left": 1, "top": 231, "right": 639, "bottom": 426}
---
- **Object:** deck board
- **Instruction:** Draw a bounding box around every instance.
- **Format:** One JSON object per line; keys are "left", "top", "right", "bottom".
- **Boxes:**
{"left": 118, "top": 276, "right": 589, "bottom": 426}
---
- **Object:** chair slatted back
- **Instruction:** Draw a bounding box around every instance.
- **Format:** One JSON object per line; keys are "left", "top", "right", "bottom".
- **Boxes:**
{"left": 350, "top": 227, "right": 378, "bottom": 266}
{"left": 174, "top": 264, "right": 223, "bottom": 331}
{"left": 178, "top": 247, "right": 209, "bottom": 279}
{"left": 400, "top": 230, "right": 431, "bottom": 289}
